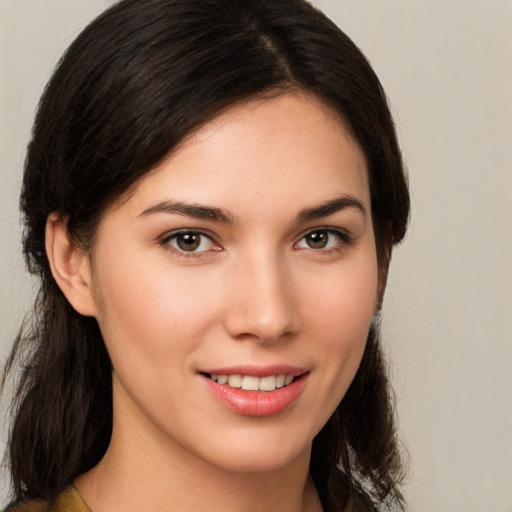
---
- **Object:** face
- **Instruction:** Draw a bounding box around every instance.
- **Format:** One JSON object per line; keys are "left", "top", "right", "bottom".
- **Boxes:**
{"left": 88, "top": 93, "right": 380, "bottom": 474}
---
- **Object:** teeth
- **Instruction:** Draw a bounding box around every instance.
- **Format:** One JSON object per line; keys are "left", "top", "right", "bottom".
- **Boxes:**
{"left": 227, "top": 374, "right": 242, "bottom": 388}
{"left": 209, "top": 373, "right": 295, "bottom": 391}
{"left": 259, "top": 375, "right": 277, "bottom": 391}
{"left": 241, "top": 376, "right": 259, "bottom": 391}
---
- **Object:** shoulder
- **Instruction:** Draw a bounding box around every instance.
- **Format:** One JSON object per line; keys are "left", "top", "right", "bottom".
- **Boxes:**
{"left": 4, "top": 487, "right": 90, "bottom": 512}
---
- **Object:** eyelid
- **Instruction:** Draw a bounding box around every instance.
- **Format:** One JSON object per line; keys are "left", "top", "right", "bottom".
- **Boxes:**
{"left": 294, "top": 226, "right": 353, "bottom": 250}
{"left": 158, "top": 226, "right": 353, "bottom": 257}
{"left": 161, "top": 227, "right": 212, "bottom": 241}
{"left": 160, "top": 228, "right": 222, "bottom": 254}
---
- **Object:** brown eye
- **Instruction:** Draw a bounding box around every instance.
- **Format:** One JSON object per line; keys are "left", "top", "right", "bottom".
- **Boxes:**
{"left": 296, "top": 229, "right": 347, "bottom": 251}
{"left": 305, "top": 231, "right": 329, "bottom": 249}
{"left": 176, "top": 233, "right": 201, "bottom": 251}
{"left": 166, "top": 231, "right": 215, "bottom": 253}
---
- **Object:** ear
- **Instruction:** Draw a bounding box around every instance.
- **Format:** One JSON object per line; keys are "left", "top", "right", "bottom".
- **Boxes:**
{"left": 374, "top": 264, "right": 389, "bottom": 315}
{"left": 45, "top": 213, "right": 97, "bottom": 317}
{"left": 374, "top": 226, "right": 393, "bottom": 315}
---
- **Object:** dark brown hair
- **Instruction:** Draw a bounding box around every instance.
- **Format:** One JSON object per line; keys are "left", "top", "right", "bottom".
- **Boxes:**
{"left": 2, "top": 1, "right": 409, "bottom": 510}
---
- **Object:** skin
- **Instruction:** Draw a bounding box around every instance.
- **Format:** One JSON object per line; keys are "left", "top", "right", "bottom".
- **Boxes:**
{"left": 48, "top": 93, "right": 382, "bottom": 512}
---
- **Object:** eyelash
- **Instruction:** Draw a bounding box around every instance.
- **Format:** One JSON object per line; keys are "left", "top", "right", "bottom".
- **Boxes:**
{"left": 159, "top": 227, "right": 353, "bottom": 259}
{"left": 160, "top": 229, "right": 221, "bottom": 259}
{"left": 294, "top": 228, "right": 353, "bottom": 254}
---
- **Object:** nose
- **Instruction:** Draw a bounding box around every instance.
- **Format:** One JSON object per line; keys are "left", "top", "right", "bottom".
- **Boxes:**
{"left": 223, "top": 251, "right": 300, "bottom": 343}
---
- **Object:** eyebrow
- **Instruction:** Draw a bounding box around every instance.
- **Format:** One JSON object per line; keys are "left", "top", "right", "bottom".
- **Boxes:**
{"left": 139, "top": 194, "right": 366, "bottom": 224}
{"left": 297, "top": 195, "right": 367, "bottom": 222}
{"left": 139, "top": 200, "right": 235, "bottom": 223}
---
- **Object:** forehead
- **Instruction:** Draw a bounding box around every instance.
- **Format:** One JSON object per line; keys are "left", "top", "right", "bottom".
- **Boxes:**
{"left": 116, "top": 93, "right": 369, "bottom": 218}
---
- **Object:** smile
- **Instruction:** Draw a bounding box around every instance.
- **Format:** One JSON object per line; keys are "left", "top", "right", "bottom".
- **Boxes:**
{"left": 208, "top": 373, "right": 294, "bottom": 391}
{"left": 201, "top": 369, "right": 309, "bottom": 416}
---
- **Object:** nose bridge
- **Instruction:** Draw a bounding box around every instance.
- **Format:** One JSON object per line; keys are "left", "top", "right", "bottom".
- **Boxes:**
{"left": 225, "top": 245, "right": 299, "bottom": 342}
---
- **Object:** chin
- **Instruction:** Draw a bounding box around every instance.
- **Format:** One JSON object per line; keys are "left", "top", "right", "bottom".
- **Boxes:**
{"left": 193, "top": 427, "right": 314, "bottom": 475}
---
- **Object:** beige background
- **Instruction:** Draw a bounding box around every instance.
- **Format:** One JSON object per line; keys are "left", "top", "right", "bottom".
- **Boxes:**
{"left": 1, "top": 1, "right": 511, "bottom": 510}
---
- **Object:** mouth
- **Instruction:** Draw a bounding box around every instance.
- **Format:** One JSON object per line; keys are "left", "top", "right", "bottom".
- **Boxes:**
{"left": 199, "top": 369, "right": 309, "bottom": 416}
{"left": 205, "top": 373, "right": 296, "bottom": 391}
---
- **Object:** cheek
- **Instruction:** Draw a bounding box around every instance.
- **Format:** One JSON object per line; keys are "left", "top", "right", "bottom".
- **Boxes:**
{"left": 301, "top": 256, "right": 378, "bottom": 333}
{"left": 91, "top": 253, "right": 223, "bottom": 364}
{"left": 299, "top": 254, "right": 378, "bottom": 386}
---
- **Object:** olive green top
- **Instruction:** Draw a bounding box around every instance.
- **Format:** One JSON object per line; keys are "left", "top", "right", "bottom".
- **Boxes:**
{"left": 6, "top": 486, "right": 90, "bottom": 512}
{"left": 5, "top": 484, "right": 377, "bottom": 511}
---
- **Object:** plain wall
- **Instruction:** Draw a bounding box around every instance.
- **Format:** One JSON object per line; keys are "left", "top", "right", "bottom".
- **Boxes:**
{"left": 1, "top": 1, "right": 511, "bottom": 510}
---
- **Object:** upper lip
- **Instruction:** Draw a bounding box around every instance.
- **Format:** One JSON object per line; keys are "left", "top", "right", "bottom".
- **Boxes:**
{"left": 199, "top": 364, "right": 308, "bottom": 378}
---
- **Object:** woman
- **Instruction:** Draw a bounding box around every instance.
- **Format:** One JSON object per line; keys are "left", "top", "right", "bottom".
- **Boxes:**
{"left": 2, "top": 0, "right": 409, "bottom": 511}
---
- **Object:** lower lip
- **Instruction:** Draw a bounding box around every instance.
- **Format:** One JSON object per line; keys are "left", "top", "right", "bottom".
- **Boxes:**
{"left": 201, "top": 374, "right": 309, "bottom": 417}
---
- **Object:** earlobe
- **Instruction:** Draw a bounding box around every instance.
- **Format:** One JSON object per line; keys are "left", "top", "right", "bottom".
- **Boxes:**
{"left": 45, "top": 213, "right": 97, "bottom": 317}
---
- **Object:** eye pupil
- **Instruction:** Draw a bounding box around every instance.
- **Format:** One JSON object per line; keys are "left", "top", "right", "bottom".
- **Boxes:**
{"left": 177, "top": 233, "right": 201, "bottom": 251}
{"left": 306, "top": 231, "right": 328, "bottom": 249}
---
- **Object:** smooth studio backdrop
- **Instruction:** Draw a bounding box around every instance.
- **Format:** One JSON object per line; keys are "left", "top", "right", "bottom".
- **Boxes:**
{"left": 1, "top": 1, "right": 511, "bottom": 510}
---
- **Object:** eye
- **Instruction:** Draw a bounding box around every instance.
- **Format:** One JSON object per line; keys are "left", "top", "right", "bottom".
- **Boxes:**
{"left": 163, "top": 231, "right": 216, "bottom": 253}
{"left": 296, "top": 229, "right": 348, "bottom": 251}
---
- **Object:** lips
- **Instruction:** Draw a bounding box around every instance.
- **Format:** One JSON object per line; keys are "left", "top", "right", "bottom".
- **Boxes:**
{"left": 199, "top": 366, "right": 309, "bottom": 417}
